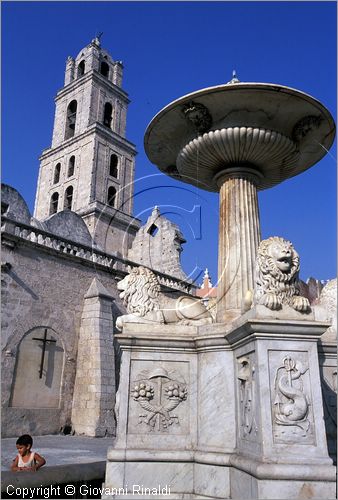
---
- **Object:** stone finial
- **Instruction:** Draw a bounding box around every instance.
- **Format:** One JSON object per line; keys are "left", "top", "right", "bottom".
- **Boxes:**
{"left": 201, "top": 268, "right": 212, "bottom": 289}
{"left": 227, "top": 70, "right": 240, "bottom": 85}
{"left": 91, "top": 32, "right": 103, "bottom": 47}
{"left": 152, "top": 206, "right": 160, "bottom": 217}
{"left": 84, "top": 277, "right": 113, "bottom": 300}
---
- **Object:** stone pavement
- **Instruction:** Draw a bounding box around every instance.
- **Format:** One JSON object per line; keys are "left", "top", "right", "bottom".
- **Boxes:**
{"left": 1, "top": 434, "right": 112, "bottom": 471}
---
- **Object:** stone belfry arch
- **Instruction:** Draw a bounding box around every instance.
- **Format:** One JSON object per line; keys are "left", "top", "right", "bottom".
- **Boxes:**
{"left": 33, "top": 36, "right": 139, "bottom": 255}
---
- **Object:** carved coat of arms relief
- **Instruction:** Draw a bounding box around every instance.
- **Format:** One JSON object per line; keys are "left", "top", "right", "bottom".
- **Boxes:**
{"left": 130, "top": 367, "right": 188, "bottom": 432}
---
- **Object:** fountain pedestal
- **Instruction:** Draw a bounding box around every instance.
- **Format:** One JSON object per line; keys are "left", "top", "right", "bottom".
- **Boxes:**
{"left": 103, "top": 311, "right": 336, "bottom": 499}
{"left": 216, "top": 167, "right": 261, "bottom": 320}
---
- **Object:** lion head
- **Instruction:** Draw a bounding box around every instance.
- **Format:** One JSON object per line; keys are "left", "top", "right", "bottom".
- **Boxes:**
{"left": 255, "top": 236, "right": 300, "bottom": 304}
{"left": 117, "top": 266, "right": 160, "bottom": 316}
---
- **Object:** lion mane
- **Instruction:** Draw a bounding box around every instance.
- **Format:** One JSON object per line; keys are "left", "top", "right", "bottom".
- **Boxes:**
{"left": 116, "top": 266, "right": 213, "bottom": 330}
{"left": 122, "top": 267, "right": 161, "bottom": 316}
{"left": 255, "top": 237, "right": 299, "bottom": 303}
{"left": 254, "top": 236, "right": 310, "bottom": 312}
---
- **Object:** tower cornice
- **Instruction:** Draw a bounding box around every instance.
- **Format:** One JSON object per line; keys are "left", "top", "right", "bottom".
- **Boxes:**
{"left": 77, "top": 202, "right": 141, "bottom": 231}
{"left": 55, "top": 70, "right": 130, "bottom": 104}
{"left": 40, "top": 124, "right": 137, "bottom": 161}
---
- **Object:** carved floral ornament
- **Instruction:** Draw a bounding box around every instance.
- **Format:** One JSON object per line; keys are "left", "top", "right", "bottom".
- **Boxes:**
{"left": 131, "top": 367, "right": 188, "bottom": 432}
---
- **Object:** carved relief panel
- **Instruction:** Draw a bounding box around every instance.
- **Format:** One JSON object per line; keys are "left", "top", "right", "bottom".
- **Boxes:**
{"left": 236, "top": 352, "right": 258, "bottom": 442}
{"left": 320, "top": 364, "right": 337, "bottom": 458}
{"left": 128, "top": 362, "right": 189, "bottom": 434}
{"left": 269, "top": 350, "right": 315, "bottom": 444}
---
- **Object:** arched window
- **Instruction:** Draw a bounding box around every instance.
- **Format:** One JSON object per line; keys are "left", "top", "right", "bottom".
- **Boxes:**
{"left": 65, "top": 100, "right": 77, "bottom": 140}
{"left": 109, "top": 154, "right": 118, "bottom": 177}
{"left": 53, "top": 163, "right": 61, "bottom": 184}
{"left": 100, "top": 62, "right": 109, "bottom": 77}
{"left": 148, "top": 224, "right": 159, "bottom": 237}
{"left": 64, "top": 186, "right": 73, "bottom": 210}
{"left": 77, "top": 60, "right": 85, "bottom": 77}
{"left": 68, "top": 156, "right": 75, "bottom": 177}
{"left": 50, "top": 192, "right": 59, "bottom": 215}
{"left": 107, "top": 186, "right": 116, "bottom": 207}
{"left": 103, "top": 103, "right": 113, "bottom": 128}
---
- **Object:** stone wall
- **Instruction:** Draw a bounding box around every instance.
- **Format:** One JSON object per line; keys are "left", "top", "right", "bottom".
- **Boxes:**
{"left": 1, "top": 213, "right": 195, "bottom": 437}
{"left": 1, "top": 231, "right": 123, "bottom": 437}
{"left": 128, "top": 207, "right": 188, "bottom": 281}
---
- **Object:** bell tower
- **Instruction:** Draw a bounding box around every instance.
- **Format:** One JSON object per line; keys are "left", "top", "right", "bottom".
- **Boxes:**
{"left": 34, "top": 37, "right": 139, "bottom": 256}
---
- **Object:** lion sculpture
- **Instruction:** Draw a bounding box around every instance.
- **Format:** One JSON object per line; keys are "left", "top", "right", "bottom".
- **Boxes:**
{"left": 116, "top": 266, "right": 213, "bottom": 331}
{"left": 253, "top": 236, "right": 310, "bottom": 312}
{"left": 318, "top": 278, "right": 337, "bottom": 339}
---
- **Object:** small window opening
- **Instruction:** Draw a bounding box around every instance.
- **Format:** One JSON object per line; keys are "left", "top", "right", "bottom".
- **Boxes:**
{"left": 100, "top": 62, "right": 109, "bottom": 77}
{"left": 78, "top": 60, "right": 85, "bottom": 77}
{"left": 64, "top": 186, "right": 73, "bottom": 210}
{"left": 109, "top": 154, "right": 118, "bottom": 177}
{"left": 68, "top": 156, "right": 75, "bottom": 177}
{"left": 148, "top": 224, "right": 159, "bottom": 237}
{"left": 1, "top": 202, "right": 9, "bottom": 215}
{"left": 50, "top": 192, "right": 59, "bottom": 215}
{"left": 65, "top": 100, "right": 77, "bottom": 140}
{"left": 53, "top": 163, "right": 61, "bottom": 184}
{"left": 103, "top": 103, "right": 113, "bottom": 128}
{"left": 107, "top": 186, "right": 116, "bottom": 207}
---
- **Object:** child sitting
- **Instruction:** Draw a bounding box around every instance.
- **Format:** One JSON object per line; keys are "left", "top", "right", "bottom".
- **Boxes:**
{"left": 11, "top": 434, "right": 46, "bottom": 472}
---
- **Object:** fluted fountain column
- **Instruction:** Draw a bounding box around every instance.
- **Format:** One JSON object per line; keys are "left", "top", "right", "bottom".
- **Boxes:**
{"left": 144, "top": 81, "right": 335, "bottom": 324}
{"left": 215, "top": 167, "right": 261, "bottom": 321}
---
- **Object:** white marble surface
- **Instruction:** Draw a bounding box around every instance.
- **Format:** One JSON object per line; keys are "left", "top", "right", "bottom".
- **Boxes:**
{"left": 217, "top": 172, "right": 260, "bottom": 318}
{"left": 144, "top": 83, "right": 335, "bottom": 192}
{"left": 197, "top": 351, "right": 236, "bottom": 451}
{"left": 105, "top": 315, "right": 335, "bottom": 499}
{"left": 194, "top": 463, "right": 230, "bottom": 498}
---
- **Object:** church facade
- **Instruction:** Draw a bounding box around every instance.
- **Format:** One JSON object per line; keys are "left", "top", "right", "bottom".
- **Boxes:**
{"left": 1, "top": 38, "right": 194, "bottom": 438}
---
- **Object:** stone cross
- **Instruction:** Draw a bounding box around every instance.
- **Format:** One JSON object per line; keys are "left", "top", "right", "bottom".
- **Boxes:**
{"left": 32, "top": 329, "right": 57, "bottom": 379}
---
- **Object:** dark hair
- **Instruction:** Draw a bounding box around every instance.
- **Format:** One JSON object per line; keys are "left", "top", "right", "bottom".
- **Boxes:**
{"left": 16, "top": 434, "right": 33, "bottom": 447}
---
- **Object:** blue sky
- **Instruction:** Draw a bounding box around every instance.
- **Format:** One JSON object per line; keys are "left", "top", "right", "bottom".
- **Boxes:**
{"left": 2, "top": 1, "right": 337, "bottom": 285}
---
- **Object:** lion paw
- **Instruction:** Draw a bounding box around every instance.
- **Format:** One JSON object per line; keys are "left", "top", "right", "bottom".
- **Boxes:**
{"left": 292, "top": 296, "right": 311, "bottom": 313}
{"left": 261, "top": 294, "right": 282, "bottom": 310}
{"left": 116, "top": 317, "right": 123, "bottom": 331}
{"left": 179, "top": 319, "right": 192, "bottom": 326}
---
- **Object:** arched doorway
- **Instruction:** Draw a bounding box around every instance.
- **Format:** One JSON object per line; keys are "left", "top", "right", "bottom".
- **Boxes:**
{"left": 10, "top": 328, "right": 64, "bottom": 408}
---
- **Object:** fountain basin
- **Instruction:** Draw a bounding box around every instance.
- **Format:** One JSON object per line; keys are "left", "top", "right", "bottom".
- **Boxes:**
{"left": 144, "top": 83, "right": 335, "bottom": 192}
